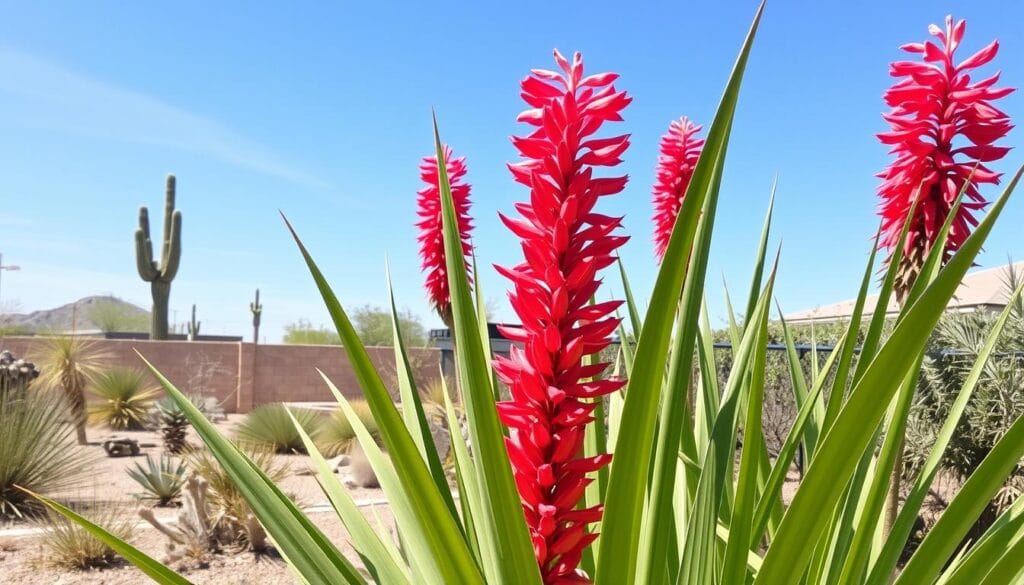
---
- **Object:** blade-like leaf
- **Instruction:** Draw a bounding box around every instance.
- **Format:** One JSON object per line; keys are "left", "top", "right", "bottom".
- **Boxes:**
{"left": 755, "top": 166, "right": 1021, "bottom": 583}
{"left": 25, "top": 489, "right": 191, "bottom": 585}
{"left": 139, "top": 354, "right": 366, "bottom": 585}
{"left": 283, "top": 217, "right": 482, "bottom": 584}
{"left": 596, "top": 5, "right": 765, "bottom": 582}
{"left": 288, "top": 409, "right": 412, "bottom": 585}
{"left": 432, "top": 118, "right": 542, "bottom": 583}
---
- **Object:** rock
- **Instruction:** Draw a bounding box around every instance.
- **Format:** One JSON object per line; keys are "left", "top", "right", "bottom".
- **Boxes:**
{"left": 102, "top": 437, "right": 140, "bottom": 457}
{"left": 328, "top": 454, "right": 350, "bottom": 471}
{"left": 345, "top": 445, "right": 379, "bottom": 488}
{"left": 429, "top": 420, "right": 451, "bottom": 461}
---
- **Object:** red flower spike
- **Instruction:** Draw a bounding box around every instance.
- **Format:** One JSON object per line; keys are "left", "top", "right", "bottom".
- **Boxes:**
{"left": 651, "top": 117, "right": 705, "bottom": 262}
{"left": 877, "top": 15, "right": 1013, "bottom": 298}
{"left": 495, "top": 49, "right": 630, "bottom": 583}
{"left": 416, "top": 145, "right": 475, "bottom": 323}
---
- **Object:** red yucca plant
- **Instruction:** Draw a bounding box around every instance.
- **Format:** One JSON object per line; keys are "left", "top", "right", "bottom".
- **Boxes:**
{"left": 417, "top": 145, "right": 475, "bottom": 324}
{"left": 494, "top": 49, "right": 630, "bottom": 582}
{"left": 34, "top": 6, "right": 1024, "bottom": 585}
{"left": 651, "top": 117, "right": 705, "bottom": 261}
{"left": 877, "top": 15, "right": 1013, "bottom": 297}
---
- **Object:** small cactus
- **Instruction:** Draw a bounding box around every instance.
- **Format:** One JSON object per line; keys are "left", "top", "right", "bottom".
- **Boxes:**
{"left": 135, "top": 175, "right": 182, "bottom": 340}
{"left": 155, "top": 398, "right": 189, "bottom": 454}
{"left": 250, "top": 288, "right": 262, "bottom": 344}
{"left": 186, "top": 304, "right": 200, "bottom": 341}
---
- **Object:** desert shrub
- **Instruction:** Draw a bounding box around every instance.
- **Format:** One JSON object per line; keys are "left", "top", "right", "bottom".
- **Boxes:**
{"left": 316, "top": 399, "right": 380, "bottom": 456}
{"left": 36, "top": 503, "right": 136, "bottom": 569}
{"left": 87, "top": 367, "right": 159, "bottom": 430}
{"left": 0, "top": 383, "right": 93, "bottom": 518}
{"left": 127, "top": 454, "right": 187, "bottom": 506}
{"left": 186, "top": 445, "right": 290, "bottom": 549}
{"left": 235, "top": 403, "right": 323, "bottom": 454}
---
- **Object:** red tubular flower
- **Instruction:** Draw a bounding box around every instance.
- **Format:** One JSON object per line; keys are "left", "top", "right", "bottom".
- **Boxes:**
{"left": 416, "top": 145, "right": 474, "bottom": 323}
{"left": 494, "top": 49, "right": 631, "bottom": 583}
{"left": 877, "top": 15, "right": 1013, "bottom": 297}
{"left": 652, "top": 117, "right": 705, "bottom": 262}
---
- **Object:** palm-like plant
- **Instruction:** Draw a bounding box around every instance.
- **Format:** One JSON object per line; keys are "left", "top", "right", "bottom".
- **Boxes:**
{"left": 35, "top": 335, "right": 109, "bottom": 444}
{"left": 33, "top": 5, "right": 1024, "bottom": 585}
{"left": 88, "top": 367, "right": 160, "bottom": 430}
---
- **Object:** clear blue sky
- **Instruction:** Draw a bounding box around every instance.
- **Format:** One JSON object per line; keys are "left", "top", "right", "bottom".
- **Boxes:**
{"left": 1, "top": 1, "right": 1022, "bottom": 342}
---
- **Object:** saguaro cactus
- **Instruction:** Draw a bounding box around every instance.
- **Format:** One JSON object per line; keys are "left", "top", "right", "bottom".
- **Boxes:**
{"left": 250, "top": 288, "right": 262, "bottom": 344}
{"left": 135, "top": 175, "right": 182, "bottom": 340}
{"left": 187, "top": 303, "right": 201, "bottom": 341}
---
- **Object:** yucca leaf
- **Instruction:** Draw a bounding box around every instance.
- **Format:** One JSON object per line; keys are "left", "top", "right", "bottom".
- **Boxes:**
{"left": 755, "top": 165, "right": 1021, "bottom": 583}
{"left": 893, "top": 411, "right": 1024, "bottom": 585}
{"left": 863, "top": 281, "right": 1024, "bottom": 584}
{"left": 283, "top": 217, "right": 481, "bottom": 584}
{"left": 139, "top": 354, "right": 366, "bottom": 585}
{"left": 595, "top": 5, "right": 764, "bottom": 582}
{"left": 288, "top": 408, "right": 412, "bottom": 584}
{"left": 742, "top": 179, "right": 776, "bottom": 328}
{"left": 432, "top": 117, "right": 542, "bottom": 584}
{"left": 385, "top": 262, "right": 456, "bottom": 515}
{"left": 25, "top": 489, "right": 191, "bottom": 585}
{"left": 938, "top": 496, "right": 1024, "bottom": 585}
{"left": 617, "top": 256, "right": 644, "bottom": 341}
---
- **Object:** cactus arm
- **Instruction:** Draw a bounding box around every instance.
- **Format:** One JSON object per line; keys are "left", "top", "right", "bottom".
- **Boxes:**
{"left": 135, "top": 219, "right": 159, "bottom": 281}
{"left": 161, "top": 175, "right": 176, "bottom": 263}
{"left": 161, "top": 210, "right": 182, "bottom": 281}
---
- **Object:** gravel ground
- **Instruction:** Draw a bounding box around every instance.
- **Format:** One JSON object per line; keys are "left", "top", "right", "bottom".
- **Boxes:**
{"left": 0, "top": 415, "right": 391, "bottom": 584}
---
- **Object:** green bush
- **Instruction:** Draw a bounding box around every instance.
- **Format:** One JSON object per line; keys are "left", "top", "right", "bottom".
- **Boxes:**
{"left": 235, "top": 403, "right": 324, "bottom": 454}
{"left": 0, "top": 383, "right": 93, "bottom": 518}
{"left": 317, "top": 399, "right": 378, "bottom": 457}
{"left": 87, "top": 368, "right": 159, "bottom": 430}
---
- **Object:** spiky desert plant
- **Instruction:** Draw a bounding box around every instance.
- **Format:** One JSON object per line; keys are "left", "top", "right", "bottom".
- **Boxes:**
{"left": 35, "top": 335, "right": 109, "bottom": 445}
{"left": 186, "top": 304, "right": 200, "bottom": 341}
{"left": 877, "top": 14, "right": 1013, "bottom": 535}
{"left": 235, "top": 403, "right": 324, "bottom": 454}
{"left": 651, "top": 117, "right": 705, "bottom": 262}
{"left": 135, "top": 174, "right": 182, "bottom": 340}
{"left": 88, "top": 367, "right": 160, "bottom": 430}
{"left": 0, "top": 377, "right": 93, "bottom": 517}
{"left": 36, "top": 503, "right": 136, "bottom": 569}
{"left": 417, "top": 145, "right": 474, "bottom": 326}
{"left": 153, "top": 397, "right": 190, "bottom": 454}
{"left": 250, "top": 288, "right": 263, "bottom": 344}
{"left": 877, "top": 15, "right": 1013, "bottom": 300}
{"left": 127, "top": 454, "right": 187, "bottom": 506}
{"left": 34, "top": 7, "right": 1024, "bottom": 585}
{"left": 493, "top": 48, "right": 631, "bottom": 582}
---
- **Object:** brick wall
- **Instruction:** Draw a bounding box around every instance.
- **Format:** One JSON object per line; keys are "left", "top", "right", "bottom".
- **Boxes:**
{"left": 0, "top": 336, "right": 441, "bottom": 413}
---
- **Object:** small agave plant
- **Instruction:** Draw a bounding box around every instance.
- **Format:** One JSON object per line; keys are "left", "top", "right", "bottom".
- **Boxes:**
{"left": 33, "top": 4, "right": 1024, "bottom": 585}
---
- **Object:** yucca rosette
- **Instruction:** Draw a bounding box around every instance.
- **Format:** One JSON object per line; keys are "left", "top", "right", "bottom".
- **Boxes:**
{"left": 877, "top": 15, "right": 1013, "bottom": 297}
{"left": 416, "top": 145, "right": 474, "bottom": 324}
{"left": 652, "top": 117, "right": 705, "bottom": 262}
{"left": 493, "top": 49, "right": 631, "bottom": 583}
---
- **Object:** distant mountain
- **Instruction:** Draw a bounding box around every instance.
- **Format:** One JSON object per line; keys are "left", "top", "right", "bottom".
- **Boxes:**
{"left": 0, "top": 295, "right": 150, "bottom": 333}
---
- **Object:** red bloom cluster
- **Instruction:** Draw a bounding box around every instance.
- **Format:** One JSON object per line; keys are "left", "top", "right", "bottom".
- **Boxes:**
{"left": 651, "top": 117, "right": 705, "bottom": 262}
{"left": 878, "top": 16, "right": 1013, "bottom": 293}
{"left": 494, "top": 50, "right": 631, "bottom": 583}
{"left": 416, "top": 145, "right": 474, "bottom": 321}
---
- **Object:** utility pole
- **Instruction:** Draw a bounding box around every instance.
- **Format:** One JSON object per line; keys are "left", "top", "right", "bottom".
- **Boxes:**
{"left": 0, "top": 253, "right": 23, "bottom": 313}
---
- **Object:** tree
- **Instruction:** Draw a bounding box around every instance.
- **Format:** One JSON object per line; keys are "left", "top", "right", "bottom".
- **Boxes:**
{"left": 352, "top": 304, "right": 427, "bottom": 347}
{"left": 35, "top": 336, "right": 110, "bottom": 445}
{"left": 86, "top": 298, "right": 149, "bottom": 333}
{"left": 282, "top": 319, "right": 341, "bottom": 345}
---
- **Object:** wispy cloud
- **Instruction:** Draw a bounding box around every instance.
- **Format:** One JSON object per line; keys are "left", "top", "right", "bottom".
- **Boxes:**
{"left": 0, "top": 48, "right": 327, "bottom": 189}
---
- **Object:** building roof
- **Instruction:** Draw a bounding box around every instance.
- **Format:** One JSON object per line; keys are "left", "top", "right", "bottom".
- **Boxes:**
{"left": 783, "top": 261, "right": 1023, "bottom": 324}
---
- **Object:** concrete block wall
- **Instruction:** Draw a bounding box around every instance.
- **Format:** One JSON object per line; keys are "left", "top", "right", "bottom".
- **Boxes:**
{"left": 0, "top": 336, "right": 441, "bottom": 413}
